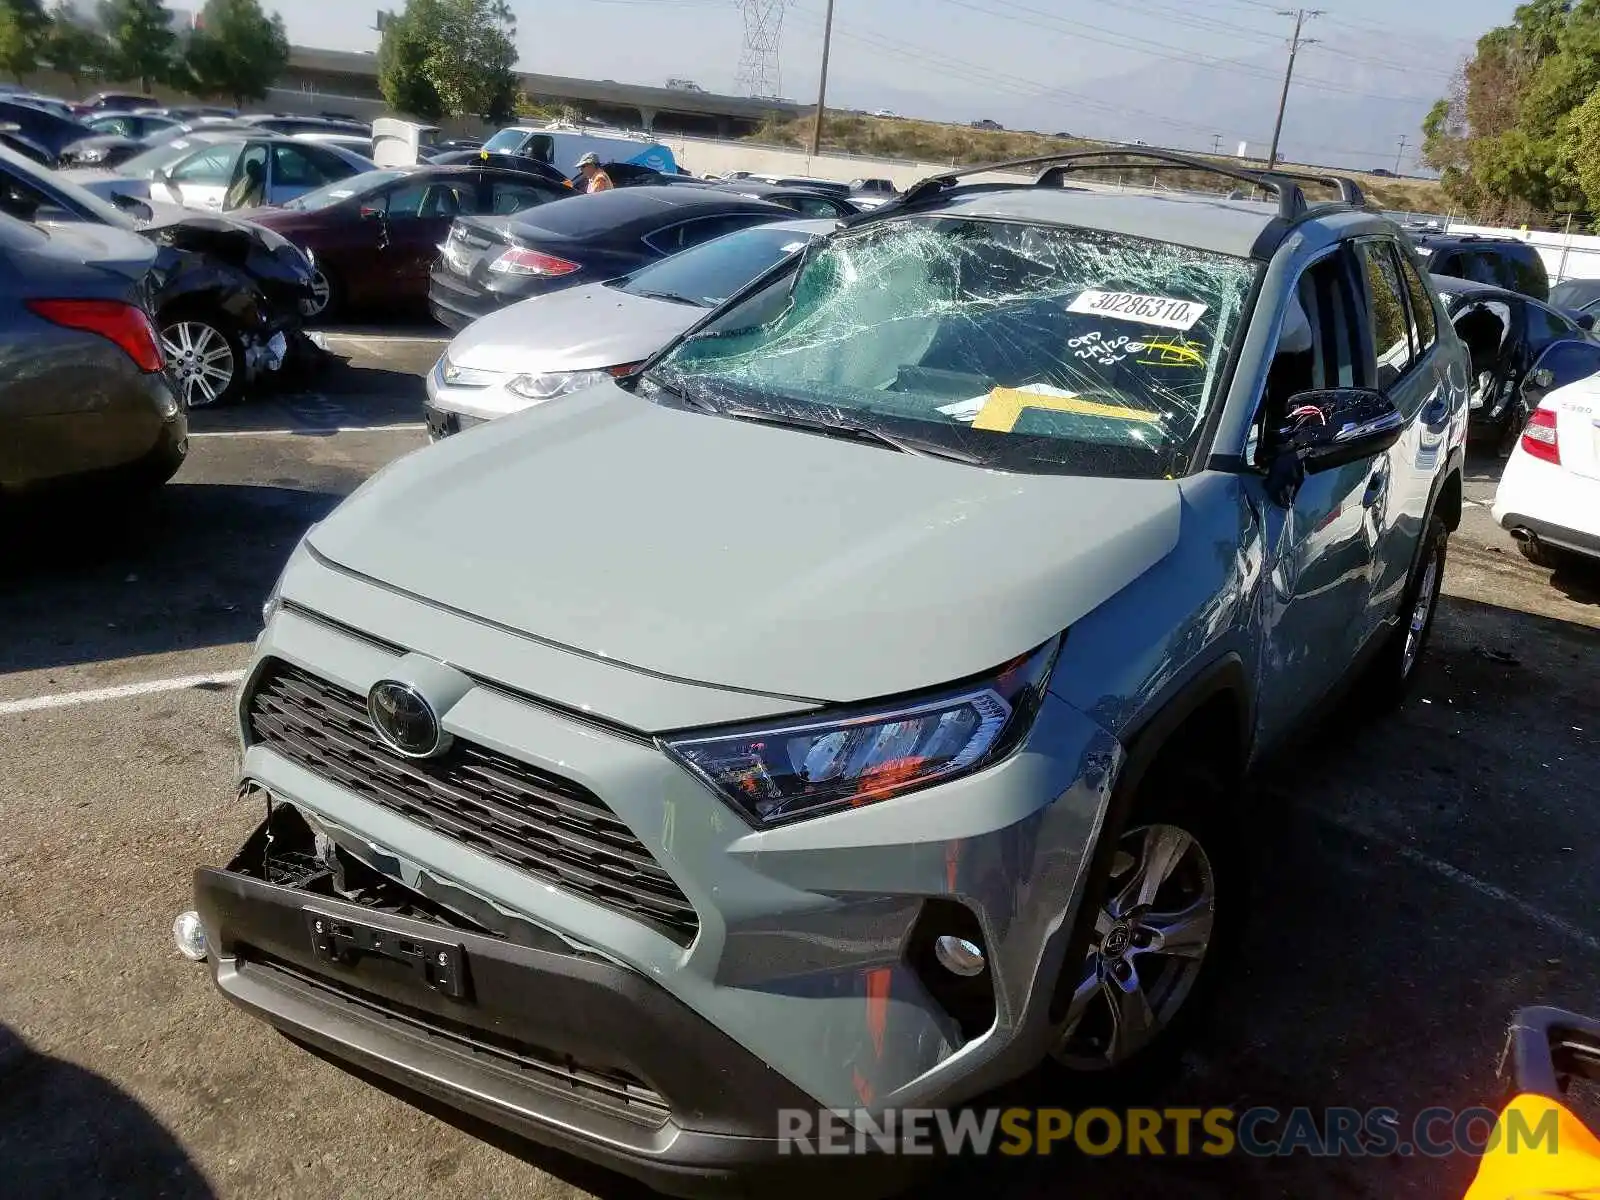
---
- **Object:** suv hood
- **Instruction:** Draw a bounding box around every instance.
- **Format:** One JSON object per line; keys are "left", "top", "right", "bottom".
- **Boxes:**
{"left": 447, "top": 283, "right": 702, "bottom": 374}
{"left": 307, "top": 384, "right": 1182, "bottom": 703}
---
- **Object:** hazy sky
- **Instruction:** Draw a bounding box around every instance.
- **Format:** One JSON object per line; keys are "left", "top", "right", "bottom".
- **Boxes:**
{"left": 265, "top": 0, "right": 1514, "bottom": 156}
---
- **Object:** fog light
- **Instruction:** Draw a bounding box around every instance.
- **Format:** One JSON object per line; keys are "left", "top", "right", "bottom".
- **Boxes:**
{"left": 172, "top": 910, "right": 208, "bottom": 962}
{"left": 933, "top": 934, "right": 985, "bottom": 977}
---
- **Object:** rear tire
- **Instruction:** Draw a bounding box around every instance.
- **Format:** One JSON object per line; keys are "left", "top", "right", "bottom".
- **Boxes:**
{"left": 1045, "top": 761, "right": 1243, "bottom": 1095}
{"left": 1365, "top": 514, "right": 1448, "bottom": 707}
{"left": 160, "top": 310, "right": 244, "bottom": 408}
{"left": 303, "top": 266, "right": 340, "bottom": 323}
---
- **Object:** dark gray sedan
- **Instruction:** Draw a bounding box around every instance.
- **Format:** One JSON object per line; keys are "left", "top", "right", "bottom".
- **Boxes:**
{"left": 0, "top": 213, "right": 186, "bottom": 494}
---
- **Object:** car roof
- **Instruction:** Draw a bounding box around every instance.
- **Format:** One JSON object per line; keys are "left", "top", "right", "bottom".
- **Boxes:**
{"left": 898, "top": 186, "right": 1292, "bottom": 258}
{"left": 513, "top": 185, "right": 788, "bottom": 235}
{"left": 1429, "top": 273, "right": 1550, "bottom": 307}
{"left": 1411, "top": 230, "right": 1531, "bottom": 248}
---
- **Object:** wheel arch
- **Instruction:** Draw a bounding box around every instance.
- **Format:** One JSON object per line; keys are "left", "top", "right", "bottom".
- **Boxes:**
{"left": 1047, "top": 655, "right": 1251, "bottom": 1024}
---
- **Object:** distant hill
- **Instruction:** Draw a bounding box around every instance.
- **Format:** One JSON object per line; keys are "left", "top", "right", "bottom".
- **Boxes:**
{"left": 964, "top": 32, "right": 1474, "bottom": 173}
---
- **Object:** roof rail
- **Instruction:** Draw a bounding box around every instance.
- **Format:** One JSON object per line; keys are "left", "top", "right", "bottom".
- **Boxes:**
{"left": 1257, "top": 168, "right": 1366, "bottom": 209}
{"left": 872, "top": 147, "right": 1367, "bottom": 223}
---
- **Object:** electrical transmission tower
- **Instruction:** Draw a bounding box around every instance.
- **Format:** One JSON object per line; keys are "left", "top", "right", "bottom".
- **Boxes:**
{"left": 735, "top": 0, "right": 789, "bottom": 98}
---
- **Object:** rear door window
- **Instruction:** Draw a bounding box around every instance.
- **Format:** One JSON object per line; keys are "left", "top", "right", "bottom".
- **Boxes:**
{"left": 1397, "top": 254, "right": 1437, "bottom": 354}
{"left": 490, "top": 180, "right": 555, "bottom": 214}
{"left": 171, "top": 142, "right": 241, "bottom": 184}
{"left": 1526, "top": 302, "right": 1577, "bottom": 357}
{"left": 270, "top": 143, "right": 334, "bottom": 188}
{"left": 1529, "top": 339, "right": 1600, "bottom": 392}
{"left": 1357, "top": 239, "right": 1416, "bottom": 386}
{"left": 645, "top": 213, "right": 775, "bottom": 254}
{"left": 1508, "top": 251, "right": 1548, "bottom": 298}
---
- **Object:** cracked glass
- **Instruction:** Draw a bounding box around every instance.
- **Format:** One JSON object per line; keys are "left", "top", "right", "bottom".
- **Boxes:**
{"left": 645, "top": 215, "right": 1260, "bottom": 478}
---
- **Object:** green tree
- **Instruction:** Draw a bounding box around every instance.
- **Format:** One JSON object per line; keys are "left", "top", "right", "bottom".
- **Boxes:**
{"left": 1420, "top": 1, "right": 1600, "bottom": 222}
{"left": 377, "top": 0, "right": 444, "bottom": 120}
{"left": 41, "top": 4, "right": 110, "bottom": 87}
{"left": 1566, "top": 84, "right": 1600, "bottom": 213}
{"left": 378, "top": 0, "right": 518, "bottom": 121}
{"left": 182, "top": 0, "right": 288, "bottom": 107}
{"left": 0, "top": 0, "right": 48, "bottom": 81}
{"left": 97, "top": 0, "right": 176, "bottom": 92}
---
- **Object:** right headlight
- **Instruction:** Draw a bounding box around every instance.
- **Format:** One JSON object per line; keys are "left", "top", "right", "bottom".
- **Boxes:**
{"left": 662, "top": 638, "right": 1061, "bottom": 828}
{"left": 506, "top": 369, "right": 611, "bottom": 401}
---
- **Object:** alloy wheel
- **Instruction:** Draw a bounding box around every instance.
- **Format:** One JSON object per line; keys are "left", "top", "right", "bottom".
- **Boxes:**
{"left": 1401, "top": 551, "right": 1441, "bottom": 679}
{"left": 302, "top": 269, "right": 331, "bottom": 318}
{"left": 162, "top": 321, "right": 235, "bottom": 408}
{"left": 1052, "top": 823, "right": 1217, "bottom": 1071}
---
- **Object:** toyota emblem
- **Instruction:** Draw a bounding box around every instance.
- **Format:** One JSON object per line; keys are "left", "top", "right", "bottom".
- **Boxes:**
{"left": 367, "top": 680, "right": 450, "bottom": 759}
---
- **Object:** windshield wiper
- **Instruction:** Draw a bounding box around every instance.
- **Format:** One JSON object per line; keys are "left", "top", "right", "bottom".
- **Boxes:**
{"left": 640, "top": 373, "right": 720, "bottom": 413}
{"left": 627, "top": 288, "right": 708, "bottom": 307}
{"left": 721, "top": 407, "right": 982, "bottom": 464}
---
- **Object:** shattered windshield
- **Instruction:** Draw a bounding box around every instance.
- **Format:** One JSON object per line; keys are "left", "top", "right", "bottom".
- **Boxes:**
{"left": 646, "top": 215, "right": 1259, "bottom": 478}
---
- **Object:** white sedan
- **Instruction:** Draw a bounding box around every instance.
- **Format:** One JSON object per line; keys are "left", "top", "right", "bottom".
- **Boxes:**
{"left": 424, "top": 217, "right": 832, "bottom": 438}
{"left": 1493, "top": 362, "right": 1600, "bottom": 567}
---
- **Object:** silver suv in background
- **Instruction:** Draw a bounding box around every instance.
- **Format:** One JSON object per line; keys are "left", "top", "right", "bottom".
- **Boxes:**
{"left": 182, "top": 151, "right": 1467, "bottom": 1195}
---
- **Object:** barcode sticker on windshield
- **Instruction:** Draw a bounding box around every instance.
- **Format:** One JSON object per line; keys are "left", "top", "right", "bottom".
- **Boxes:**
{"left": 1068, "top": 290, "right": 1208, "bottom": 330}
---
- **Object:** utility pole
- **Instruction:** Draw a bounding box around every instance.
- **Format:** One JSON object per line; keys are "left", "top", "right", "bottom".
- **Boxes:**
{"left": 1211, "top": 133, "right": 1222, "bottom": 155}
{"left": 1267, "top": 8, "right": 1321, "bottom": 170}
{"left": 809, "top": 0, "right": 837, "bottom": 157}
{"left": 1393, "top": 134, "right": 1408, "bottom": 176}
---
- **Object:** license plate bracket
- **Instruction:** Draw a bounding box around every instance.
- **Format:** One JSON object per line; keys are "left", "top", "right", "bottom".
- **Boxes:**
{"left": 305, "top": 908, "right": 467, "bottom": 1000}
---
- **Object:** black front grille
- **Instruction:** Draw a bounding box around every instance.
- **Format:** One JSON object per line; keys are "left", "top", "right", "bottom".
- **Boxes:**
{"left": 246, "top": 661, "right": 698, "bottom": 944}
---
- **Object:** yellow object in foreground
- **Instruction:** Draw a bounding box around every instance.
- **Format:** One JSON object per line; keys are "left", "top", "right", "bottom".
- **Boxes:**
{"left": 972, "top": 387, "right": 1161, "bottom": 433}
{"left": 1462, "top": 1094, "right": 1600, "bottom": 1199}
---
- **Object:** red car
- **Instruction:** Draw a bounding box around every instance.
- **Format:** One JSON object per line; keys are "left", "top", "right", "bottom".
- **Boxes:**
{"left": 247, "top": 164, "right": 569, "bottom": 320}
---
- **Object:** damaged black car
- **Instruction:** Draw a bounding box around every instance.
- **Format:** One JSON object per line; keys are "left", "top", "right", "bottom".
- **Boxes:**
{"left": 0, "top": 145, "right": 317, "bottom": 406}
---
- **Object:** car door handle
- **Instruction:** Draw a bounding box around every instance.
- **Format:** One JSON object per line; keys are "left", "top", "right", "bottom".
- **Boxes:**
{"left": 1362, "top": 468, "right": 1387, "bottom": 508}
{"left": 1421, "top": 390, "right": 1450, "bottom": 426}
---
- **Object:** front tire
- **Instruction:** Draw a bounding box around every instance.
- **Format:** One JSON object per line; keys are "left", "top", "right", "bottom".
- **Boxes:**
{"left": 1047, "top": 764, "right": 1242, "bottom": 1089}
{"left": 161, "top": 312, "right": 244, "bottom": 408}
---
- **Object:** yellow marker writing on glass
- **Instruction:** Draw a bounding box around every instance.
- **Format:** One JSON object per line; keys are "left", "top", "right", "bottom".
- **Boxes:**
{"left": 972, "top": 387, "right": 1161, "bottom": 433}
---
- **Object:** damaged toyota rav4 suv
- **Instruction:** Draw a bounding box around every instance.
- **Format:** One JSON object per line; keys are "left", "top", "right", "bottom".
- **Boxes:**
{"left": 183, "top": 152, "right": 1467, "bottom": 1194}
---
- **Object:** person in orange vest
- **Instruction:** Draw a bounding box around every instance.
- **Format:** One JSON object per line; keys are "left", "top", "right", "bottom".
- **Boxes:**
{"left": 576, "top": 152, "right": 613, "bottom": 193}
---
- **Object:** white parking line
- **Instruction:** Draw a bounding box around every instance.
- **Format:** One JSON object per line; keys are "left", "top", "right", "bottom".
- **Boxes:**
{"left": 1327, "top": 815, "right": 1600, "bottom": 953}
{"left": 0, "top": 670, "right": 248, "bottom": 716}
{"left": 189, "top": 423, "right": 427, "bottom": 438}
{"left": 316, "top": 333, "right": 448, "bottom": 346}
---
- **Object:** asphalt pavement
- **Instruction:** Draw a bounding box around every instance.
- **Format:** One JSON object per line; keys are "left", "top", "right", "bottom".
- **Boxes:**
{"left": 1, "top": 333, "right": 1597, "bottom": 1200}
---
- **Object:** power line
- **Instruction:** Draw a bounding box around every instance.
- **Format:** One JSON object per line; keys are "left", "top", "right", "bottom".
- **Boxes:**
{"left": 787, "top": 6, "right": 1270, "bottom": 141}
{"left": 787, "top": 2, "right": 1435, "bottom": 161}
{"left": 922, "top": 0, "right": 1440, "bottom": 104}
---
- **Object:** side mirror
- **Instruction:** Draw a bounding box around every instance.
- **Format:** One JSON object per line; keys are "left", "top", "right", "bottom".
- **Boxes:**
{"left": 1266, "top": 388, "right": 1405, "bottom": 505}
{"left": 1577, "top": 312, "right": 1596, "bottom": 332}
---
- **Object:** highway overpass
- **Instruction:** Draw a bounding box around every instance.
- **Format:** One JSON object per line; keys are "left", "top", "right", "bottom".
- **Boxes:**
{"left": 281, "top": 47, "right": 807, "bottom": 135}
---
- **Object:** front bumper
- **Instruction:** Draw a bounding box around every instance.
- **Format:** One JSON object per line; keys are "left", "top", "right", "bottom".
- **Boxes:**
{"left": 199, "top": 554, "right": 1119, "bottom": 1176}
{"left": 422, "top": 355, "right": 539, "bottom": 429}
{"left": 196, "top": 861, "right": 894, "bottom": 1197}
